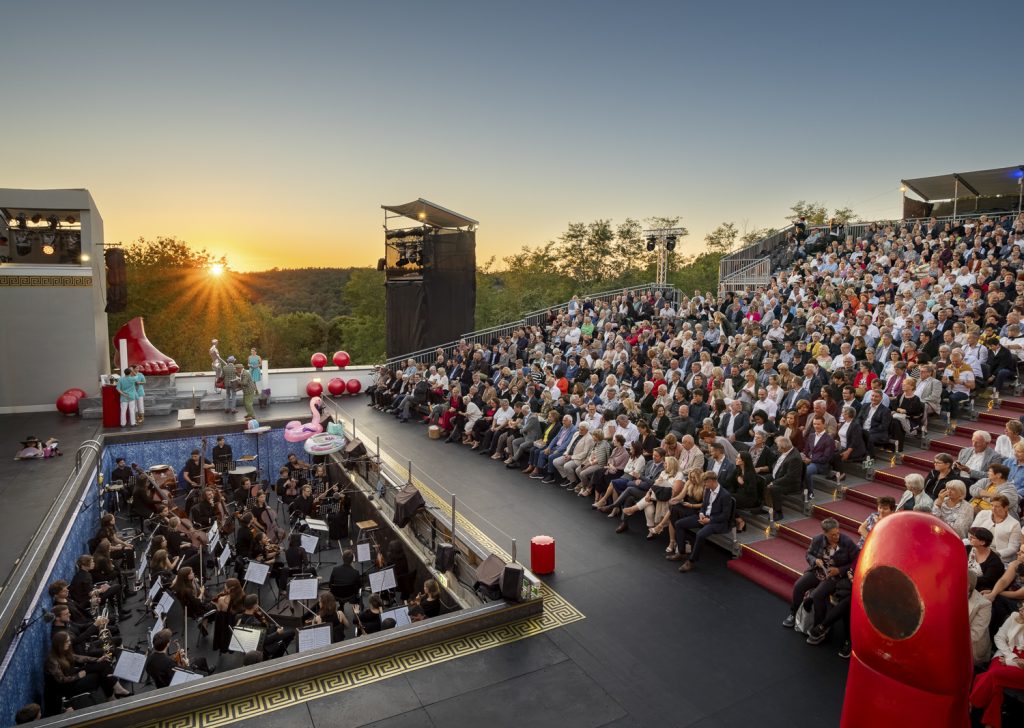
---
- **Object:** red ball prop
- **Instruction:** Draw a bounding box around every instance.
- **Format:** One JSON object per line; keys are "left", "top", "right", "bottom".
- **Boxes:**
{"left": 56, "top": 393, "right": 80, "bottom": 415}
{"left": 328, "top": 377, "right": 346, "bottom": 396}
{"left": 332, "top": 351, "right": 350, "bottom": 368}
{"left": 306, "top": 381, "right": 324, "bottom": 398}
{"left": 64, "top": 388, "right": 88, "bottom": 399}
{"left": 310, "top": 352, "right": 328, "bottom": 369}
{"left": 345, "top": 378, "right": 362, "bottom": 395}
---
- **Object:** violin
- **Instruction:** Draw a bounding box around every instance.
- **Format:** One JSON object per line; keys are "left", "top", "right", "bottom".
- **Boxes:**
{"left": 133, "top": 464, "right": 171, "bottom": 503}
{"left": 211, "top": 489, "right": 235, "bottom": 535}
{"left": 169, "top": 639, "right": 189, "bottom": 668}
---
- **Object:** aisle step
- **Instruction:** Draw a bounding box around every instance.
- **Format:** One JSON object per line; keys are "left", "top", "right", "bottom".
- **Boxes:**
{"left": 727, "top": 558, "right": 795, "bottom": 601}
{"left": 873, "top": 464, "right": 921, "bottom": 487}
{"left": 844, "top": 480, "right": 905, "bottom": 508}
{"left": 733, "top": 537, "right": 806, "bottom": 582}
{"left": 776, "top": 517, "right": 859, "bottom": 548}
{"left": 812, "top": 499, "right": 874, "bottom": 530}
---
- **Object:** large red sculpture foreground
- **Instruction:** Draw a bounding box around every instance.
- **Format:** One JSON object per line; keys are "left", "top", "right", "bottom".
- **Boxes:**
{"left": 841, "top": 512, "right": 970, "bottom": 728}
{"left": 113, "top": 317, "right": 179, "bottom": 375}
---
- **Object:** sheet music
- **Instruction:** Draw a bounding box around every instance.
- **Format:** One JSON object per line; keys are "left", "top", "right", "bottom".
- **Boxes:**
{"left": 147, "top": 580, "right": 162, "bottom": 602}
{"left": 297, "top": 625, "right": 332, "bottom": 653}
{"left": 208, "top": 529, "right": 220, "bottom": 551}
{"left": 244, "top": 561, "right": 270, "bottom": 585}
{"left": 113, "top": 649, "right": 147, "bottom": 683}
{"left": 381, "top": 606, "right": 411, "bottom": 627}
{"left": 228, "top": 626, "right": 264, "bottom": 653}
{"left": 369, "top": 568, "right": 396, "bottom": 594}
{"left": 356, "top": 543, "right": 371, "bottom": 562}
{"left": 218, "top": 544, "right": 232, "bottom": 570}
{"left": 305, "top": 517, "right": 329, "bottom": 532}
{"left": 288, "top": 577, "right": 319, "bottom": 601}
{"left": 155, "top": 591, "right": 175, "bottom": 617}
{"left": 170, "top": 668, "right": 204, "bottom": 686}
{"left": 149, "top": 616, "right": 165, "bottom": 647}
{"left": 300, "top": 533, "right": 318, "bottom": 555}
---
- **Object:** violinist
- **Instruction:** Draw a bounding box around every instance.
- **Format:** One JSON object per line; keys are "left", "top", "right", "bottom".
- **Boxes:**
{"left": 149, "top": 548, "right": 178, "bottom": 587}
{"left": 309, "top": 592, "right": 349, "bottom": 643}
{"left": 190, "top": 488, "right": 217, "bottom": 531}
{"left": 410, "top": 579, "right": 442, "bottom": 618}
{"left": 233, "top": 476, "right": 261, "bottom": 507}
{"left": 285, "top": 453, "right": 311, "bottom": 481}
{"left": 235, "top": 512, "right": 258, "bottom": 559}
{"left": 130, "top": 474, "right": 160, "bottom": 522}
{"left": 352, "top": 594, "right": 383, "bottom": 635}
{"left": 210, "top": 486, "right": 235, "bottom": 536}
{"left": 145, "top": 629, "right": 177, "bottom": 688}
{"left": 211, "top": 577, "right": 244, "bottom": 654}
{"left": 237, "top": 594, "right": 295, "bottom": 658}
{"left": 182, "top": 450, "right": 210, "bottom": 489}
{"left": 284, "top": 533, "right": 313, "bottom": 574}
{"left": 251, "top": 492, "right": 285, "bottom": 544}
{"left": 169, "top": 567, "right": 214, "bottom": 636}
{"left": 290, "top": 484, "right": 316, "bottom": 521}
{"left": 276, "top": 467, "right": 300, "bottom": 506}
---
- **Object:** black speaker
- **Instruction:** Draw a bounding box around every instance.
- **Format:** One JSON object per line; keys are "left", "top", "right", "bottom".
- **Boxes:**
{"left": 104, "top": 247, "right": 128, "bottom": 313}
{"left": 501, "top": 563, "right": 524, "bottom": 602}
{"left": 435, "top": 542, "right": 456, "bottom": 572}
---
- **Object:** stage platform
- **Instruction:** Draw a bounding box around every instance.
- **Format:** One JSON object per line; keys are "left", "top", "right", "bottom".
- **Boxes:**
{"left": 0, "top": 401, "right": 847, "bottom": 727}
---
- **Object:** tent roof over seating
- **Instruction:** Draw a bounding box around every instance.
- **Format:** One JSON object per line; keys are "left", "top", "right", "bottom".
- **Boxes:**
{"left": 902, "top": 165, "right": 1024, "bottom": 201}
{"left": 382, "top": 198, "right": 478, "bottom": 229}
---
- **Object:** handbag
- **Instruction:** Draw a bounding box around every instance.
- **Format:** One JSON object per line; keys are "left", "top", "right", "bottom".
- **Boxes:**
{"left": 651, "top": 484, "right": 673, "bottom": 502}
{"left": 793, "top": 601, "right": 814, "bottom": 635}
{"left": 215, "top": 376, "right": 225, "bottom": 390}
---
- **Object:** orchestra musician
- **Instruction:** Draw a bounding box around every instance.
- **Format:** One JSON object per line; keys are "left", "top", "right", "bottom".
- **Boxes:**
{"left": 233, "top": 476, "right": 261, "bottom": 507}
{"left": 251, "top": 490, "right": 285, "bottom": 543}
{"left": 211, "top": 436, "right": 233, "bottom": 468}
{"left": 169, "top": 567, "right": 214, "bottom": 636}
{"left": 284, "top": 453, "right": 311, "bottom": 481}
{"left": 144, "top": 629, "right": 177, "bottom": 688}
{"left": 190, "top": 488, "right": 217, "bottom": 531}
{"left": 132, "top": 463, "right": 171, "bottom": 504}
{"left": 275, "top": 467, "right": 300, "bottom": 505}
{"left": 182, "top": 450, "right": 210, "bottom": 490}
{"left": 211, "top": 578, "right": 244, "bottom": 654}
{"left": 410, "top": 579, "right": 442, "bottom": 618}
{"left": 69, "top": 555, "right": 124, "bottom": 618}
{"left": 94, "top": 513, "right": 134, "bottom": 564}
{"left": 235, "top": 512, "right": 258, "bottom": 560}
{"left": 308, "top": 592, "right": 350, "bottom": 643}
{"left": 109, "top": 457, "right": 132, "bottom": 487}
{"left": 149, "top": 548, "right": 178, "bottom": 587}
{"left": 284, "top": 533, "right": 314, "bottom": 574}
{"left": 352, "top": 594, "right": 384, "bottom": 635}
{"left": 50, "top": 604, "right": 111, "bottom": 658}
{"left": 237, "top": 594, "right": 295, "bottom": 658}
{"left": 290, "top": 484, "right": 316, "bottom": 521}
{"left": 45, "top": 631, "right": 128, "bottom": 705}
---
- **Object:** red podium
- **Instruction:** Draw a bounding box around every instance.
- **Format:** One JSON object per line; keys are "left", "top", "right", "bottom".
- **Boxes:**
{"left": 101, "top": 384, "right": 121, "bottom": 428}
{"left": 530, "top": 535, "right": 555, "bottom": 575}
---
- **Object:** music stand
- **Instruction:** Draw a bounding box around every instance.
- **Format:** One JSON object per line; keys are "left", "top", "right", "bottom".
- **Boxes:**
{"left": 287, "top": 576, "right": 319, "bottom": 602}
{"left": 368, "top": 567, "right": 397, "bottom": 594}
{"left": 228, "top": 625, "right": 265, "bottom": 654}
{"left": 297, "top": 624, "right": 332, "bottom": 653}
{"left": 113, "top": 649, "right": 147, "bottom": 684}
{"left": 304, "top": 518, "right": 329, "bottom": 565}
{"left": 381, "top": 605, "right": 411, "bottom": 627}
{"left": 243, "top": 561, "right": 270, "bottom": 598}
{"left": 148, "top": 616, "right": 165, "bottom": 648}
{"left": 170, "top": 668, "right": 204, "bottom": 686}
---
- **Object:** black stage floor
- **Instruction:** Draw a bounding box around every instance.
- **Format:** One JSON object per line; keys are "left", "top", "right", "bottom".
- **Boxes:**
{"left": 2, "top": 402, "right": 847, "bottom": 727}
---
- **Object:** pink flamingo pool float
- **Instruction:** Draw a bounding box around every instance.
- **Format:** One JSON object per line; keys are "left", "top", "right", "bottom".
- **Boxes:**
{"left": 284, "top": 396, "right": 324, "bottom": 442}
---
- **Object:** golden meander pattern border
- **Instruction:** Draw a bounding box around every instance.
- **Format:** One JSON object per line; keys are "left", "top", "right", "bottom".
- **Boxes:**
{"left": 0, "top": 275, "right": 92, "bottom": 287}
{"left": 139, "top": 432, "right": 584, "bottom": 728}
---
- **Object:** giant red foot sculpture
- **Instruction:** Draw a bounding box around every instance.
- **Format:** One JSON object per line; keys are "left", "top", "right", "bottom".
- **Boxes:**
{"left": 841, "top": 511, "right": 970, "bottom": 728}
{"left": 113, "top": 317, "right": 179, "bottom": 375}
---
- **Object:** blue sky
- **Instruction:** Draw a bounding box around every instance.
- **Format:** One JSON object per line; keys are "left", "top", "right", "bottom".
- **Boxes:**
{"left": 2, "top": 1, "right": 1021, "bottom": 270}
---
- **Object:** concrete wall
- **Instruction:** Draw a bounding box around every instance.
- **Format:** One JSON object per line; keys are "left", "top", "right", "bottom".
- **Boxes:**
{"left": 174, "top": 365, "right": 376, "bottom": 399}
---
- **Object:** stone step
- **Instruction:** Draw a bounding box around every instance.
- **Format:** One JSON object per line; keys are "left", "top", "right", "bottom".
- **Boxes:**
{"left": 80, "top": 406, "right": 103, "bottom": 420}
{"left": 142, "top": 403, "right": 174, "bottom": 417}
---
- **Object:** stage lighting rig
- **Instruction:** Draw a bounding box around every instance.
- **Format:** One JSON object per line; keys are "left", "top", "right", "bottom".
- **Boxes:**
{"left": 642, "top": 227, "right": 687, "bottom": 287}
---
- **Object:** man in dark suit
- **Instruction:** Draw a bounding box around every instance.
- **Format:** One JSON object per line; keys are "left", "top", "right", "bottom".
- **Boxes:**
{"left": 857, "top": 390, "right": 892, "bottom": 456}
{"left": 766, "top": 435, "right": 804, "bottom": 520}
{"left": 688, "top": 390, "right": 710, "bottom": 424}
{"left": 985, "top": 339, "right": 1016, "bottom": 392}
{"left": 668, "top": 404, "right": 696, "bottom": 439}
{"left": 802, "top": 415, "right": 836, "bottom": 496}
{"left": 675, "top": 472, "right": 733, "bottom": 573}
{"left": 329, "top": 549, "right": 363, "bottom": 603}
{"left": 717, "top": 400, "right": 751, "bottom": 444}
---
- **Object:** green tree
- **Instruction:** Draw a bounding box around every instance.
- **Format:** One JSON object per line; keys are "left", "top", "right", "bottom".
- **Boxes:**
{"left": 789, "top": 201, "right": 857, "bottom": 226}
{"left": 704, "top": 222, "right": 738, "bottom": 255}
{"left": 740, "top": 226, "right": 778, "bottom": 246}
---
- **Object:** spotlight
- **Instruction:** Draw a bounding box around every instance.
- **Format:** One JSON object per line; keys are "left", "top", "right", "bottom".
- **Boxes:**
{"left": 80, "top": 253, "right": 91, "bottom": 263}
{"left": 646, "top": 236, "right": 657, "bottom": 251}
{"left": 42, "top": 244, "right": 55, "bottom": 256}
{"left": 666, "top": 235, "right": 677, "bottom": 251}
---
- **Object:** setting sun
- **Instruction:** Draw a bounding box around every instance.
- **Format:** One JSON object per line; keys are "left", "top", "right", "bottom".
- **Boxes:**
{"left": 209, "top": 263, "right": 225, "bottom": 277}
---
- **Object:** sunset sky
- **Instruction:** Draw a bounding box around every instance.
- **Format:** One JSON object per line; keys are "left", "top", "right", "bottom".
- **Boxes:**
{"left": 3, "top": 1, "right": 1021, "bottom": 272}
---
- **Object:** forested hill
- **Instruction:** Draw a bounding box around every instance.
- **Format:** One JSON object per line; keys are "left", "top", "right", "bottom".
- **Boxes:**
{"left": 237, "top": 267, "right": 356, "bottom": 320}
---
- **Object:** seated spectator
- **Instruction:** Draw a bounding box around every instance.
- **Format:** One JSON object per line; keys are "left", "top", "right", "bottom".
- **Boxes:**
{"left": 994, "top": 419, "right": 1024, "bottom": 460}
{"left": 673, "top": 471, "right": 733, "bottom": 574}
{"left": 856, "top": 389, "right": 892, "bottom": 456}
{"left": 971, "top": 495, "right": 1022, "bottom": 564}
{"left": 969, "top": 463, "right": 1020, "bottom": 513}
{"left": 801, "top": 415, "right": 835, "bottom": 496}
{"left": 953, "top": 430, "right": 997, "bottom": 484}
{"left": 896, "top": 472, "right": 934, "bottom": 512}
{"left": 942, "top": 348, "right": 976, "bottom": 420}
{"left": 832, "top": 406, "right": 866, "bottom": 481}
{"left": 857, "top": 496, "right": 895, "bottom": 549}
{"left": 924, "top": 453, "right": 958, "bottom": 500}
{"left": 782, "top": 518, "right": 858, "bottom": 632}
{"left": 967, "top": 570, "right": 992, "bottom": 667}
{"left": 967, "top": 527, "right": 1006, "bottom": 592}
{"left": 931, "top": 480, "right": 975, "bottom": 538}
{"left": 765, "top": 435, "right": 803, "bottom": 520}
{"left": 969, "top": 602, "right": 1024, "bottom": 728}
